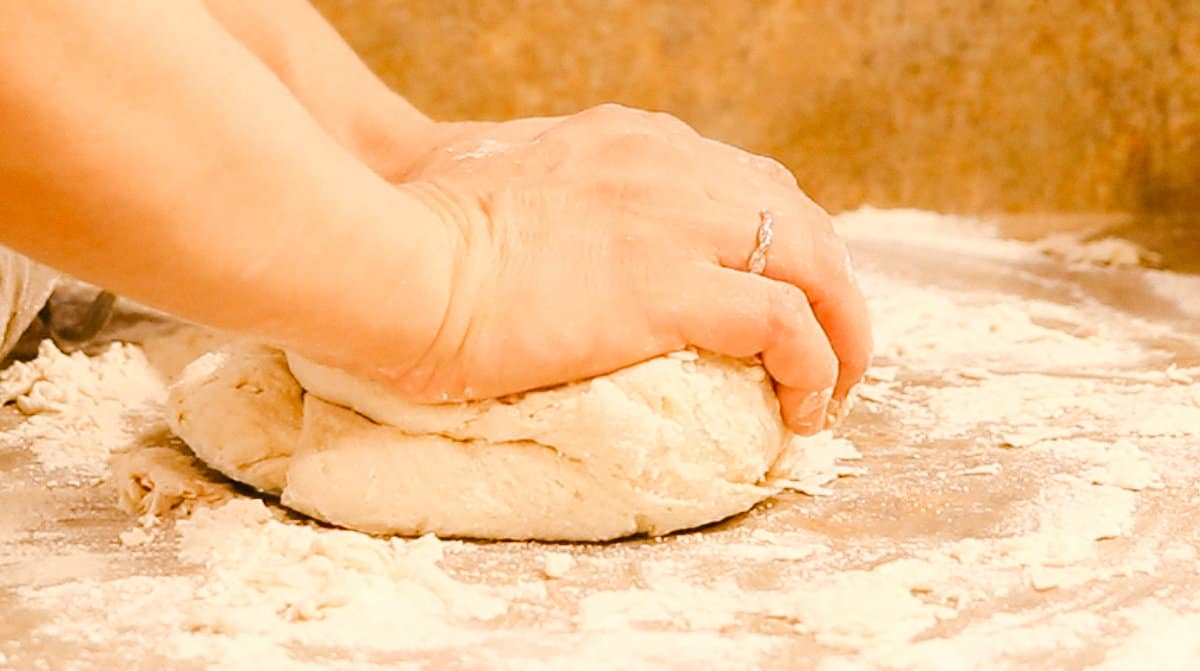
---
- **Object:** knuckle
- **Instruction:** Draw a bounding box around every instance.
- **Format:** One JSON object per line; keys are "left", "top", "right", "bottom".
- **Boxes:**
{"left": 773, "top": 282, "right": 810, "bottom": 312}
{"left": 755, "top": 155, "right": 798, "bottom": 187}
{"left": 595, "top": 101, "right": 631, "bottom": 113}
{"left": 648, "top": 110, "right": 696, "bottom": 135}
{"left": 587, "top": 104, "right": 696, "bottom": 138}
{"left": 590, "top": 102, "right": 636, "bottom": 122}
{"left": 558, "top": 103, "right": 633, "bottom": 134}
{"left": 765, "top": 284, "right": 809, "bottom": 333}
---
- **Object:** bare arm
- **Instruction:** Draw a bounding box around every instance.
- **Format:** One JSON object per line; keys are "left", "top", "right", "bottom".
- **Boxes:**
{"left": 0, "top": 1, "right": 453, "bottom": 374}
{"left": 201, "top": 0, "right": 433, "bottom": 179}
{"left": 0, "top": 2, "right": 870, "bottom": 431}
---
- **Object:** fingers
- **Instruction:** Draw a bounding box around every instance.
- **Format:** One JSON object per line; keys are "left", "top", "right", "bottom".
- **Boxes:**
{"left": 704, "top": 200, "right": 873, "bottom": 406}
{"left": 673, "top": 265, "right": 838, "bottom": 434}
{"left": 689, "top": 140, "right": 872, "bottom": 406}
{"left": 813, "top": 238, "right": 873, "bottom": 404}
{"left": 538, "top": 103, "right": 872, "bottom": 412}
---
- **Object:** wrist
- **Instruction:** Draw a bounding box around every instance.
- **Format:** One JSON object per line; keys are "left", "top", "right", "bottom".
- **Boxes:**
{"left": 272, "top": 181, "right": 463, "bottom": 391}
{"left": 369, "top": 178, "right": 491, "bottom": 397}
{"left": 344, "top": 90, "right": 437, "bottom": 181}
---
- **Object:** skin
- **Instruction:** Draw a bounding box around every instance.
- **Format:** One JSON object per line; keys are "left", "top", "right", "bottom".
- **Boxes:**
{"left": 0, "top": 1, "right": 871, "bottom": 435}
{"left": 199, "top": 0, "right": 434, "bottom": 178}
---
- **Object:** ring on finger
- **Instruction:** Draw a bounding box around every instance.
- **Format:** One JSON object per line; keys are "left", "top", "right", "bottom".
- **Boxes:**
{"left": 747, "top": 209, "right": 775, "bottom": 275}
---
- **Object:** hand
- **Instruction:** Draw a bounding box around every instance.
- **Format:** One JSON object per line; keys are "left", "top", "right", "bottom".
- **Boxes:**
{"left": 388, "top": 104, "right": 871, "bottom": 434}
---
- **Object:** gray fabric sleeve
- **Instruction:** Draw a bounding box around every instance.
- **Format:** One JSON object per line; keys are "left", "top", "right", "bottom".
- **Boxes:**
{"left": 0, "top": 246, "right": 59, "bottom": 360}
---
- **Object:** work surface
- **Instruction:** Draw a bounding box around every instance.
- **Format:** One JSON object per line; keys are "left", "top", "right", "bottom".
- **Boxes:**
{"left": 1, "top": 210, "right": 1198, "bottom": 670}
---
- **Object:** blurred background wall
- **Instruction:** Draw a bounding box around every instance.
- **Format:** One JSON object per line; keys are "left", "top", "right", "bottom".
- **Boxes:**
{"left": 313, "top": 0, "right": 1198, "bottom": 235}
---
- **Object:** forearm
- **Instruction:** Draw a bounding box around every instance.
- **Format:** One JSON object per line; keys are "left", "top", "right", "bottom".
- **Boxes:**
{"left": 0, "top": 1, "right": 452, "bottom": 368}
{"left": 202, "top": 0, "right": 433, "bottom": 179}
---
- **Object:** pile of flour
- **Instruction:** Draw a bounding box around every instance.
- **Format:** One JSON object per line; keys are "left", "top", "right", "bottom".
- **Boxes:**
{"left": 0, "top": 340, "right": 164, "bottom": 480}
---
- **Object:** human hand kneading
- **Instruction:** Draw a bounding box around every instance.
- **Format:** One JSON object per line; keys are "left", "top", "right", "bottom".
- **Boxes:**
{"left": 383, "top": 104, "right": 872, "bottom": 434}
{"left": 167, "top": 105, "right": 873, "bottom": 540}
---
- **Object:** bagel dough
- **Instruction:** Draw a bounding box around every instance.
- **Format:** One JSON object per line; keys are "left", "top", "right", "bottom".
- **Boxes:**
{"left": 167, "top": 343, "right": 793, "bottom": 541}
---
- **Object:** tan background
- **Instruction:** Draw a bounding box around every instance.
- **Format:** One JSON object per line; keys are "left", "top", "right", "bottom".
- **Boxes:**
{"left": 313, "top": 1, "right": 1198, "bottom": 228}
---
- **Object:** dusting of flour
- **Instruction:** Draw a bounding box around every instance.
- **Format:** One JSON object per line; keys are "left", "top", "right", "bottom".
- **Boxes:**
{"left": 2, "top": 208, "right": 1200, "bottom": 670}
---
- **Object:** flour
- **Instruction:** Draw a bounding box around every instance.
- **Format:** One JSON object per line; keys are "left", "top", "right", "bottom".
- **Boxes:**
{"left": 730, "top": 528, "right": 830, "bottom": 561}
{"left": 21, "top": 498, "right": 508, "bottom": 667}
{"left": 1164, "top": 364, "right": 1194, "bottom": 385}
{"left": 577, "top": 580, "right": 743, "bottom": 631}
{"left": 876, "top": 609, "right": 1111, "bottom": 670}
{"left": 450, "top": 138, "right": 515, "bottom": 160}
{"left": 542, "top": 552, "right": 576, "bottom": 578}
{"left": 174, "top": 499, "right": 507, "bottom": 628}
{"left": 957, "top": 462, "right": 1002, "bottom": 476}
{"left": 791, "top": 560, "right": 956, "bottom": 650}
{"left": 1080, "top": 441, "right": 1160, "bottom": 491}
{"left": 768, "top": 431, "right": 864, "bottom": 495}
{"left": 0, "top": 340, "right": 164, "bottom": 477}
{"left": 1127, "top": 403, "right": 1200, "bottom": 437}
{"left": 4, "top": 208, "right": 1200, "bottom": 670}
{"left": 1095, "top": 601, "right": 1200, "bottom": 670}
{"left": 1035, "top": 233, "right": 1162, "bottom": 268}
{"left": 117, "top": 526, "right": 153, "bottom": 547}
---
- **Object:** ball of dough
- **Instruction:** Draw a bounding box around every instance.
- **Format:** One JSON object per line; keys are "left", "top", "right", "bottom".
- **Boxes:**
{"left": 168, "top": 343, "right": 791, "bottom": 541}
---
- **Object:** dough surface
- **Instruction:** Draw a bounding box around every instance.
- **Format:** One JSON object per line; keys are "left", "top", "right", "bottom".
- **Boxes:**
{"left": 168, "top": 343, "right": 792, "bottom": 541}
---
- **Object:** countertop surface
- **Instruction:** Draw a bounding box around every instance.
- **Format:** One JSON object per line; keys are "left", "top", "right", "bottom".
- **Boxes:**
{"left": 1, "top": 209, "right": 1198, "bottom": 670}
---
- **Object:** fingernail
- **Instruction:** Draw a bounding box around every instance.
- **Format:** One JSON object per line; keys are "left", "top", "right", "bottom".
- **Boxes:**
{"left": 829, "top": 386, "right": 860, "bottom": 424}
{"left": 825, "top": 386, "right": 860, "bottom": 429}
{"left": 794, "top": 387, "right": 833, "bottom": 433}
{"left": 825, "top": 399, "right": 843, "bottom": 428}
{"left": 825, "top": 397, "right": 850, "bottom": 428}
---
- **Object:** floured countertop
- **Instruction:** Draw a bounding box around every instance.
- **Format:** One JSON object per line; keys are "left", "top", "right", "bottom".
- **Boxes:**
{"left": 1, "top": 209, "right": 1198, "bottom": 670}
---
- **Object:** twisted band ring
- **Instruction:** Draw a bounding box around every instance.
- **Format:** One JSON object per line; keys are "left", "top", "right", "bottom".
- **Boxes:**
{"left": 747, "top": 210, "right": 775, "bottom": 275}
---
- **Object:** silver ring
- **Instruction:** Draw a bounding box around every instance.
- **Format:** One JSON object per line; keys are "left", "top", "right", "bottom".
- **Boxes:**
{"left": 747, "top": 209, "right": 774, "bottom": 275}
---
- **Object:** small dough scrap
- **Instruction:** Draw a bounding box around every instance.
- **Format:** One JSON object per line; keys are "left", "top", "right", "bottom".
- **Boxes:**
{"left": 111, "top": 446, "right": 236, "bottom": 517}
{"left": 169, "top": 343, "right": 791, "bottom": 541}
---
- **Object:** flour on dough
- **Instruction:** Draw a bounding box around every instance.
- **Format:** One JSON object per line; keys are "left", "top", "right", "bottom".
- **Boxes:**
{"left": 168, "top": 343, "right": 792, "bottom": 541}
